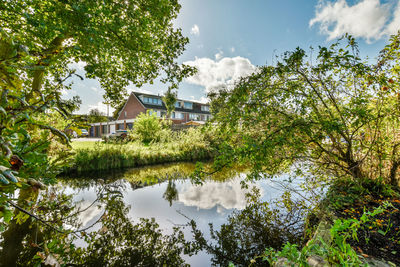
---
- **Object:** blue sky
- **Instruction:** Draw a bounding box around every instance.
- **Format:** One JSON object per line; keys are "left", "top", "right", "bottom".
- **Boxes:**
{"left": 64, "top": 0, "right": 400, "bottom": 114}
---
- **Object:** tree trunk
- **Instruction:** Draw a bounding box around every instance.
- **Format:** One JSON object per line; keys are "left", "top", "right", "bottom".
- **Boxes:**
{"left": 0, "top": 187, "right": 39, "bottom": 267}
{"left": 389, "top": 161, "right": 399, "bottom": 187}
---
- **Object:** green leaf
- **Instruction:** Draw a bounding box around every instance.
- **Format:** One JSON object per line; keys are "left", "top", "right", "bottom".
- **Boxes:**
{"left": 377, "top": 229, "right": 386, "bottom": 236}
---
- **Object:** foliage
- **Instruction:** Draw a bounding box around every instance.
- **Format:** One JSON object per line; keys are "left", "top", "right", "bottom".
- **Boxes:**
{"left": 0, "top": 182, "right": 201, "bottom": 266}
{"left": 71, "top": 187, "right": 200, "bottom": 266}
{"left": 163, "top": 88, "right": 178, "bottom": 118}
{"left": 65, "top": 134, "right": 214, "bottom": 174}
{"left": 0, "top": 0, "right": 195, "bottom": 105}
{"left": 263, "top": 202, "right": 396, "bottom": 267}
{"left": 128, "top": 110, "right": 171, "bottom": 144}
{"left": 209, "top": 34, "right": 400, "bottom": 186}
{"left": 87, "top": 108, "right": 108, "bottom": 123}
{"left": 0, "top": 0, "right": 194, "bottom": 265}
{"left": 190, "top": 188, "right": 306, "bottom": 266}
{"left": 326, "top": 177, "right": 399, "bottom": 210}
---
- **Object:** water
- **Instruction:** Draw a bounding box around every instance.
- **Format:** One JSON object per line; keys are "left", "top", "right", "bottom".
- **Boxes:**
{"left": 2, "top": 162, "right": 309, "bottom": 266}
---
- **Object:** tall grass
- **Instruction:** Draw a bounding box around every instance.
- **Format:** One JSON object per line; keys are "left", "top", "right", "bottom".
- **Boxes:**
{"left": 63, "top": 128, "right": 215, "bottom": 174}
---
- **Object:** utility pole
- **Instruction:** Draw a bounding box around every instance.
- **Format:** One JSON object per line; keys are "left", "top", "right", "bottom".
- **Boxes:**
{"left": 104, "top": 101, "right": 110, "bottom": 135}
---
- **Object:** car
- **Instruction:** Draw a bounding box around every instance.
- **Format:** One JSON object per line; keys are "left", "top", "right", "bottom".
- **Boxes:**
{"left": 114, "top": 129, "right": 128, "bottom": 138}
{"left": 80, "top": 129, "right": 89, "bottom": 137}
{"left": 105, "top": 129, "right": 128, "bottom": 139}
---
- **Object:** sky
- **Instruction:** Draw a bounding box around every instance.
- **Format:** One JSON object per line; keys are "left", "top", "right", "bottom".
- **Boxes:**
{"left": 63, "top": 0, "right": 400, "bottom": 114}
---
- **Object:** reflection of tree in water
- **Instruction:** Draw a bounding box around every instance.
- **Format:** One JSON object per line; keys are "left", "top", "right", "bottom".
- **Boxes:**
{"left": 0, "top": 183, "right": 200, "bottom": 266}
{"left": 1, "top": 173, "right": 308, "bottom": 266}
{"left": 190, "top": 188, "right": 306, "bottom": 267}
{"left": 163, "top": 179, "right": 179, "bottom": 206}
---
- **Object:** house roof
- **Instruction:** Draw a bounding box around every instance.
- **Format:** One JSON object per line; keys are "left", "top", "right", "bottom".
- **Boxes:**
{"left": 132, "top": 92, "right": 211, "bottom": 115}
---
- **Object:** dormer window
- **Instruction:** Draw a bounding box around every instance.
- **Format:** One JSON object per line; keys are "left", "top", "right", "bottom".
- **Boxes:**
{"left": 175, "top": 101, "right": 181, "bottom": 108}
{"left": 141, "top": 96, "right": 162, "bottom": 105}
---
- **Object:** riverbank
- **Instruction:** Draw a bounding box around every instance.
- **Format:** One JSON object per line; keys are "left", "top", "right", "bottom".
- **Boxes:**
{"left": 62, "top": 140, "right": 214, "bottom": 174}
{"left": 268, "top": 178, "right": 400, "bottom": 266}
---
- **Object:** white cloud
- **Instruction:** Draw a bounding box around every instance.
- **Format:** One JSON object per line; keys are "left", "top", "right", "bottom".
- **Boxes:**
{"left": 310, "top": 0, "right": 400, "bottom": 42}
{"left": 386, "top": 2, "right": 400, "bottom": 35}
{"left": 90, "top": 86, "right": 99, "bottom": 92}
{"left": 178, "top": 179, "right": 262, "bottom": 212}
{"left": 88, "top": 101, "right": 115, "bottom": 115}
{"left": 190, "top": 24, "right": 200, "bottom": 36}
{"left": 215, "top": 50, "right": 224, "bottom": 60}
{"left": 183, "top": 56, "right": 256, "bottom": 93}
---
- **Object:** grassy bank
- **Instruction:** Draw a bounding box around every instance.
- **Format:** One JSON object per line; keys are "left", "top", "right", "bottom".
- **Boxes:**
{"left": 63, "top": 138, "right": 214, "bottom": 174}
{"left": 264, "top": 178, "right": 400, "bottom": 266}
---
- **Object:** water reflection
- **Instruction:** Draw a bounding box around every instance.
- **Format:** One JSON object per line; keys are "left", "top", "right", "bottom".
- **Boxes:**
{"left": 1, "top": 162, "right": 309, "bottom": 267}
{"left": 163, "top": 180, "right": 179, "bottom": 206}
{"left": 178, "top": 177, "right": 260, "bottom": 212}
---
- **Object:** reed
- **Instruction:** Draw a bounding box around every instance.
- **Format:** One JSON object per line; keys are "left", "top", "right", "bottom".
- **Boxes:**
{"left": 63, "top": 128, "right": 215, "bottom": 174}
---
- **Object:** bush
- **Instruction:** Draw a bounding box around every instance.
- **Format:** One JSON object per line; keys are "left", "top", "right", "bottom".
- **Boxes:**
{"left": 128, "top": 110, "right": 172, "bottom": 144}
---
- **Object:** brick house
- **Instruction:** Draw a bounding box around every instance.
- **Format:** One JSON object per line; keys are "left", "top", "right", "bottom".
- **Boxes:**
{"left": 89, "top": 91, "right": 211, "bottom": 137}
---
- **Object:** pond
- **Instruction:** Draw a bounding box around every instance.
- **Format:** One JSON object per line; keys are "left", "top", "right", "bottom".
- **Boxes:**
{"left": 1, "top": 162, "right": 310, "bottom": 266}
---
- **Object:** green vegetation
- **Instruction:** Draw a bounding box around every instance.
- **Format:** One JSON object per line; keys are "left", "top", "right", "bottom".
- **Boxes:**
{"left": 202, "top": 34, "right": 400, "bottom": 265}
{"left": 0, "top": 0, "right": 196, "bottom": 265}
{"left": 87, "top": 108, "right": 108, "bottom": 123}
{"left": 65, "top": 127, "right": 215, "bottom": 173}
{"left": 208, "top": 34, "right": 400, "bottom": 186}
{"left": 128, "top": 110, "right": 172, "bottom": 144}
{"left": 2, "top": 0, "right": 400, "bottom": 265}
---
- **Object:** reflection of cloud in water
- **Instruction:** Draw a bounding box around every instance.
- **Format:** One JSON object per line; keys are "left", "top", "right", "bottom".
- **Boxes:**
{"left": 75, "top": 200, "right": 104, "bottom": 227}
{"left": 178, "top": 179, "right": 261, "bottom": 212}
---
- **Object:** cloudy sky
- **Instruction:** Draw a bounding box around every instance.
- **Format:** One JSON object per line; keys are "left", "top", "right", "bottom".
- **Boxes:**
{"left": 64, "top": 0, "right": 400, "bottom": 114}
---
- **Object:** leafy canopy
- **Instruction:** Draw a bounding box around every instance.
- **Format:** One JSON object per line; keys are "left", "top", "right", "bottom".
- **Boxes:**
{"left": 0, "top": 0, "right": 194, "bottom": 253}
{"left": 1, "top": 0, "right": 195, "bottom": 105}
{"left": 209, "top": 34, "right": 400, "bottom": 185}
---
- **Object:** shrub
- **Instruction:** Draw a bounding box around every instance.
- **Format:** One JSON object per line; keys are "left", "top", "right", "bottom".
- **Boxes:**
{"left": 128, "top": 110, "right": 172, "bottom": 144}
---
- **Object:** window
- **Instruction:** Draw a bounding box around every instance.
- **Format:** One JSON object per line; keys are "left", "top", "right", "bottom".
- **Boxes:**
{"left": 201, "top": 105, "right": 210, "bottom": 112}
{"left": 142, "top": 96, "right": 162, "bottom": 105}
{"left": 184, "top": 102, "right": 193, "bottom": 109}
{"left": 172, "top": 112, "right": 184, "bottom": 119}
{"left": 189, "top": 113, "right": 200, "bottom": 120}
{"left": 175, "top": 101, "right": 181, "bottom": 108}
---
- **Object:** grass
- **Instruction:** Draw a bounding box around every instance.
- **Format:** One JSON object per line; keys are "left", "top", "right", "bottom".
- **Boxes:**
{"left": 63, "top": 137, "right": 214, "bottom": 174}
{"left": 70, "top": 140, "right": 101, "bottom": 150}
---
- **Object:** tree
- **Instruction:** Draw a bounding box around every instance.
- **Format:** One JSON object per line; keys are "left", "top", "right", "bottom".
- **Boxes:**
{"left": 163, "top": 88, "right": 178, "bottom": 119}
{"left": 87, "top": 108, "right": 107, "bottom": 123}
{"left": 0, "top": 0, "right": 195, "bottom": 105}
{"left": 0, "top": 1, "right": 194, "bottom": 263}
{"left": 190, "top": 188, "right": 305, "bottom": 266}
{"left": 208, "top": 34, "right": 400, "bottom": 186}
